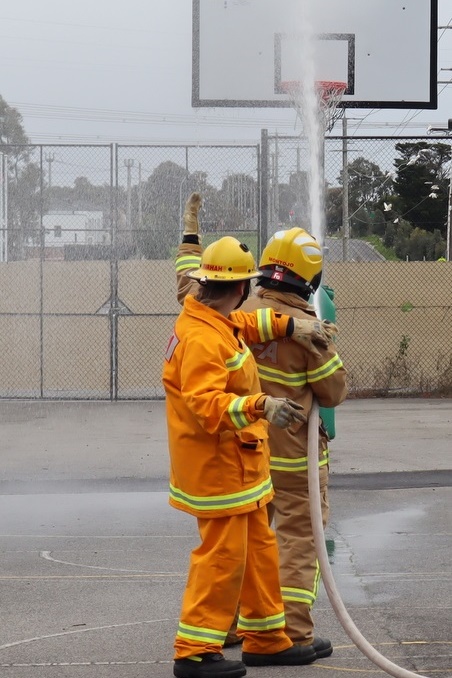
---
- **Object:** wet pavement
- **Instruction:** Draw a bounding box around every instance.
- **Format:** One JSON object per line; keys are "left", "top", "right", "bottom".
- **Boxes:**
{"left": 0, "top": 398, "right": 451, "bottom": 677}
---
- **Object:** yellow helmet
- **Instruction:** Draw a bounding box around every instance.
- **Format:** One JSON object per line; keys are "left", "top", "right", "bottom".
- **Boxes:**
{"left": 187, "top": 236, "right": 262, "bottom": 282}
{"left": 259, "top": 228, "right": 323, "bottom": 295}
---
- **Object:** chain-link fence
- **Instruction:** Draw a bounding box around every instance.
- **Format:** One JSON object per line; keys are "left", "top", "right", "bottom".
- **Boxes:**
{"left": 264, "top": 133, "right": 452, "bottom": 396}
{"left": 0, "top": 137, "right": 450, "bottom": 398}
{"left": 0, "top": 142, "right": 259, "bottom": 399}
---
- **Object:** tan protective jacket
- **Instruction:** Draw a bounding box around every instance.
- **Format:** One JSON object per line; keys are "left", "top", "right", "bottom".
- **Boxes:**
{"left": 162, "top": 290, "right": 293, "bottom": 519}
{"left": 175, "top": 243, "right": 347, "bottom": 479}
{"left": 241, "top": 287, "right": 347, "bottom": 475}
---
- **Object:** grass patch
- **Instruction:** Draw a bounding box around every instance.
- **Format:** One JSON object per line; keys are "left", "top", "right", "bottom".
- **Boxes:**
{"left": 362, "top": 235, "right": 400, "bottom": 261}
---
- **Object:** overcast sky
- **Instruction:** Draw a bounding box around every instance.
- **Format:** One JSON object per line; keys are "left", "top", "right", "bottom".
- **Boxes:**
{"left": 1, "top": 0, "right": 451, "bottom": 144}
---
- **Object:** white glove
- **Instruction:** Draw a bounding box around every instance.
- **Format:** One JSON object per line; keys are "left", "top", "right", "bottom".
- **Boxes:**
{"left": 263, "top": 397, "right": 307, "bottom": 429}
{"left": 183, "top": 192, "right": 202, "bottom": 236}
{"left": 322, "top": 319, "right": 338, "bottom": 342}
{"left": 291, "top": 318, "right": 338, "bottom": 352}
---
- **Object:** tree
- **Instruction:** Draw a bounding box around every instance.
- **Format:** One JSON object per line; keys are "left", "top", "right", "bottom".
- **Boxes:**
{"left": 393, "top": 141, "right": 451, "bottom": 237}
{"left": 339, "top": 157, "right": 391, "bottom": 216}
{"left": 0, "top": 95, "right": 40, "bottom": 259}
{"left": 0, "top": 95, "right": 30, "bottom": 146}
{"left": 393, "top": 219, "right": 413, "bottom": 260}
{"left": 369, "top": 208, "right": 386, "bottom": 237}
{"left": 325, "top": 186, "right": 343, "bottom": 234}
{"left": 350, "top": 206, "right": 372, "bottom": 237}
{"left": 219, "top": 173, "right": 258, "bottom": 231}
{"left": 136, "top": 161, "right": 186, "bottom": 259}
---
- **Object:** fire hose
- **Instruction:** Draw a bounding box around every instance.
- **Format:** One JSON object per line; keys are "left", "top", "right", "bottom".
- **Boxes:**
{"left": 307, "top": 400, "right": 429, "bottom": 678}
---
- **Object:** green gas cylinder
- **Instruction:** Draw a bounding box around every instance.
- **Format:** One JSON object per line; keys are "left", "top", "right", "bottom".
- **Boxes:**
{"left": 312, "top": 284, "right": 337, "bottom": 440}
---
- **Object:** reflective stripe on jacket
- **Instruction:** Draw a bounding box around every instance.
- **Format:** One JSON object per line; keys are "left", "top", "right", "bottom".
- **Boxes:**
{"left": 240, "top": 288, "right": 348, "bottom": 475}
{"left": 162, "top": 292, "right": 292, "bottom": 518}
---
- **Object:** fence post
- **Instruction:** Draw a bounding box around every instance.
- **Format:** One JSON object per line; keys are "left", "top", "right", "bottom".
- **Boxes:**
{"left": 260, "top": 129, "right": 269, "bottom": 255}
{"left": 341, "top": 115, "right": 349, "bottom": 262}
{"left": 110, "top": 143, "right": 119, "bottom": 401}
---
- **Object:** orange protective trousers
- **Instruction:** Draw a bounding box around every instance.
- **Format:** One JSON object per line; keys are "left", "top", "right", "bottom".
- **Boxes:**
{"left": 174, "top": 503, "right": 293, "bottom": 659}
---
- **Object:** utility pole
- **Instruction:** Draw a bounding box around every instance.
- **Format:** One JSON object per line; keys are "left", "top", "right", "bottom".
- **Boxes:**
{"left": 0, "top": 152, "right": 7, "bottom": 262}
{"left": 138, "top": 162, "right": 143, "bottom": 230}
{"left": 45, "top": 153, "right": 55, "bottom": 189}
{"left": 447, "top": 171, "right": 452, "bottom": 262}
{"left": 427, "top": 119, "right": 452, "bottom": 261}
{"left": 124, "top": 159, "right": 134, "bottom": 229}
{"left": 342, "top": 114, "right": 349, "bottom": 262}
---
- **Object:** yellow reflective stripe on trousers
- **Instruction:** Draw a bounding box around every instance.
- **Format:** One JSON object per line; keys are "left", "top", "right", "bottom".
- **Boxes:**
{"left": 175, "top": 254, "right": 202, "bottom": 272}
{"left": 256, "top": 308, "right": 274, "bottom": 342}
{"left": 312, "top": 559, "right": 321, "bottom": 598}
{"left": 307, "top": 354, "right": 343, "bottom": 383}
{"left": 237, "top": 611, "right": 286, "bottom": 631}
{"left": 270, "top": 449, "right": 329, "bottom": 473}
{"left": 169, "top": 476, "right": 273, "bottom": 512}
{"left": 282, "top": 561, "right": 321, "bottom": 606}
{"left": 257, "top": 364, "right": 307, "bottom": 387}
{"left": 281, "top": 586, "right": 316, "bottom": 605}
{"left": 177, "top": 621, "right": 227, "bottom": 644}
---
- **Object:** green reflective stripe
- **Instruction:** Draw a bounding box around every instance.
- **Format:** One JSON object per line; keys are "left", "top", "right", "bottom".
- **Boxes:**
{"left": 177, "top": 622, "right": 227, "bottom": 644}
{"left": 319, "top": 454, "right": 329, "bottom": 468}
{"left": 307, "top": 354, "right": 343, "bottom": 383}
{"left": 226, "top": 347, "right": 251, "bottom": 372}
{"left": 169, "top": 477, "right": 273, "bottom": 512}
{"left": 257, "top": 364, "right": 307, "bottom": 387}
{"left": 270, "top": 449, "right": 329, "bottom": 473}
{"left": 271, "top": 456, "right": 308, "bottom": 472}
{"left": 256, "top": 308, "right": 274, "bottom": 342}
{"left": 237, "top": 611, "right": 285, "bottom": 631}
{"left": 281, "top": 586, "right": 316, "bottom": 605}
{"left": 175, "top": 254, "right": 202, "bottom": 272}
{"left": 312, "top": 560, "right": 321, "bottom": 598}
{"left": 228, "top": 396, "right": 249, "bottom": 429}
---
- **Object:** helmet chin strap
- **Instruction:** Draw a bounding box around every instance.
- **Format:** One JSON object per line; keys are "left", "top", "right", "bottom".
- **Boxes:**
{"left": 234, "top": 280, "right": 251, "bottom": 309}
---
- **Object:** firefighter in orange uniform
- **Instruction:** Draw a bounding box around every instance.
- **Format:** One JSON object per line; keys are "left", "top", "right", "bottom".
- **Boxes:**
{"left": 163, "top": 210, "right": 337, "bottom": 677}
{"left": 175, "top": 194, "right": 347, "bottom": 667}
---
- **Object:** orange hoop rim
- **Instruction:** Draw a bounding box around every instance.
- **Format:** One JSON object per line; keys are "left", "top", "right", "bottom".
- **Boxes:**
{"left": 280, "top": 80, "right": 347, "bottom": 102}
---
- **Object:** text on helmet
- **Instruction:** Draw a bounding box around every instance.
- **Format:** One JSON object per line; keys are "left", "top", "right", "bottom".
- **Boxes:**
{"left": 269, "top": 257, "right": 294, "bottom": 268}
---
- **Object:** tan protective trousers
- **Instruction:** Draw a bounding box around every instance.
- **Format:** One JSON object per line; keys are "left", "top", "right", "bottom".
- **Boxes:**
{"left": 174, "top": 502, "right": 293, "bottom": 659}
{"left": 269, "top": 465, "right": 330, "bottom": 643}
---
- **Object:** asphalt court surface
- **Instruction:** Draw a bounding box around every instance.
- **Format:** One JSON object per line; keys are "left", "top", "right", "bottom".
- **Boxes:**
{"left": 0, "top": 398, "right": 451, "bottom": 677}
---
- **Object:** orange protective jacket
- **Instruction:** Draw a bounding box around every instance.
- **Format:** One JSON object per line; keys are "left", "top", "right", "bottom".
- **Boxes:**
{"left": 162, "top": 291, "right": 293, "bottom": 519}
{"left": 175, "top": 242, "right": 348, "bottom": 478}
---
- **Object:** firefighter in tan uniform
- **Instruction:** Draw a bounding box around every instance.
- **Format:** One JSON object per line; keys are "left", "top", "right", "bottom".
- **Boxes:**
{"left": 241, "top": 228, "right": 348, "bottom": 658}
{"left": 175, "top": 194, "right": 347, "bottom": 668}
{"left": 164, "top": 218, "right": 337, "bottom": 678}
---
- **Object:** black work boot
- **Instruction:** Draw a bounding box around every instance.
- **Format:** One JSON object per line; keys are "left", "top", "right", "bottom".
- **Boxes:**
{"left": 173, "top": 652, "right": 247, "bottom": 678}
{"left": 312, "top": 637, "right": 333, "bottom": 658}
{"left": 242, "top": 643, "right": 316, "bottom": 666}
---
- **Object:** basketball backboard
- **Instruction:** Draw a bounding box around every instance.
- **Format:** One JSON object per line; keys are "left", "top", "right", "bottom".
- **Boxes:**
{"left": 192, "top": 0, "right": 438, "bottom": 110}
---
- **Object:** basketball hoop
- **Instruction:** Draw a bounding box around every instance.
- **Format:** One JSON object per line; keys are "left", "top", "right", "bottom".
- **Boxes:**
{"left": 280, "top": 80, "right": 347, "bottom": 133}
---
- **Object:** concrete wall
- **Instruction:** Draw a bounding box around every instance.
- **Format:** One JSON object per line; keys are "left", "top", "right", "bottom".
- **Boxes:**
{"left": 0, "top": 260, "right": 451, "bottom": 397}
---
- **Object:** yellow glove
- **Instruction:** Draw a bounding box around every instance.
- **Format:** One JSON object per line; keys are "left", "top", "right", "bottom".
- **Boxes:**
{"left": 291, "top": 318, "right": 338, "bottom": 354}
{"left": 262, "top": 397, "right": 307, "bottom": 429}
{"left": 183, "top": 192, "right": 202, "bottom": 236}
